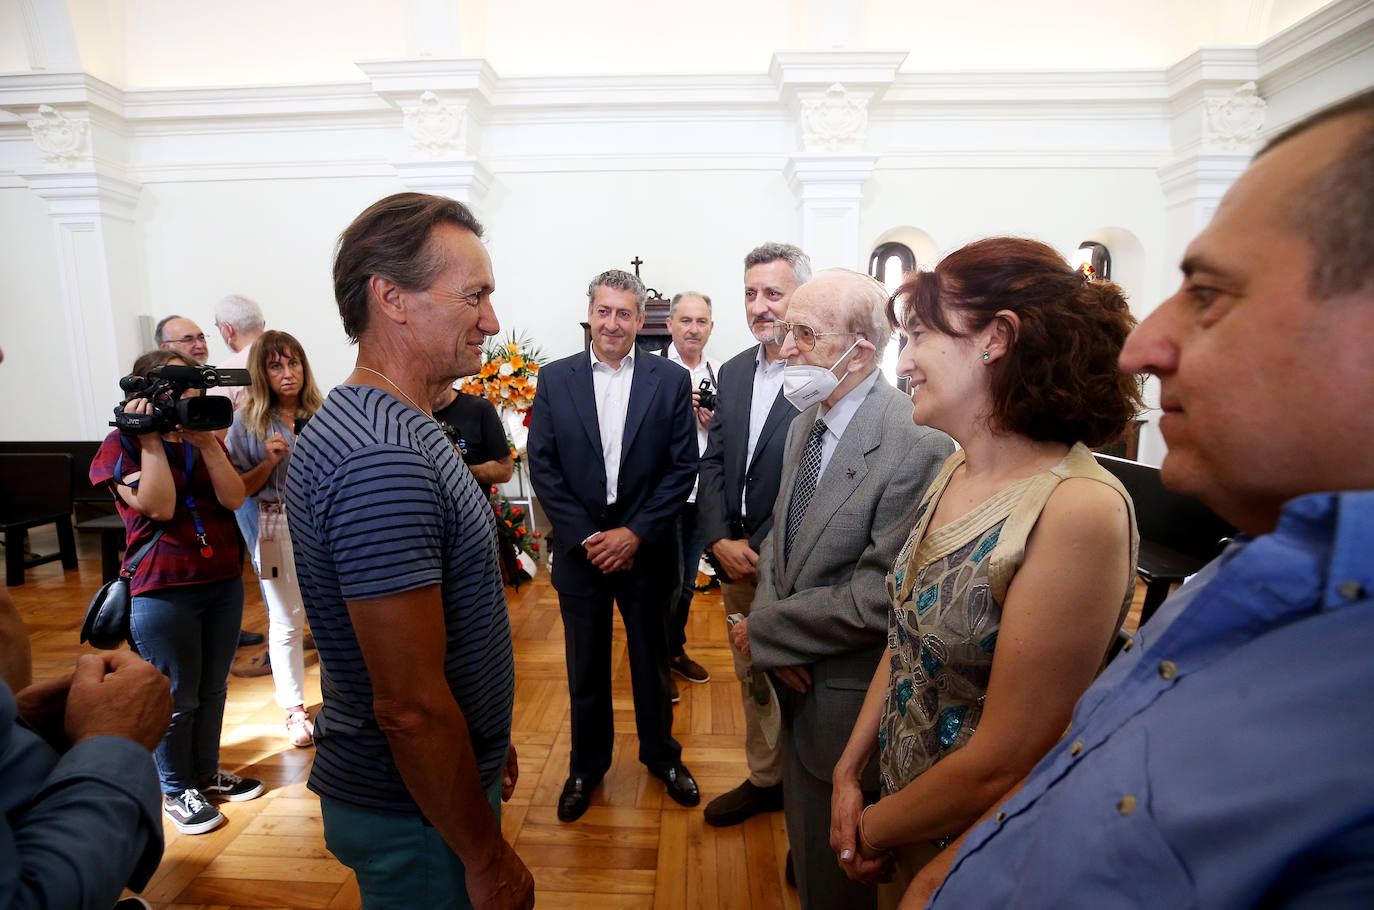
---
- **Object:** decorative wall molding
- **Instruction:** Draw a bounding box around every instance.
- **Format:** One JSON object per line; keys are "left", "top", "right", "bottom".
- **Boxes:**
{"left": 0, "top": 6, "right": 1363, "bottom": 187}
{"left": 1202, "top": 81, "right": 1267, "bottom": 151}
{"left": 18, "top": 168, "right": 143, "bottom": 221}
{"left": 799, "top": 84, "right": 868, "bottom": 153}
{"left": 403, "top": 91, "right": 467, "bottom": 157}
{"left": 27, "top": 104, "right": 89, "bottom": 167}
{"left": 1258, "top": 0, "right": 1374, "bottom": 93}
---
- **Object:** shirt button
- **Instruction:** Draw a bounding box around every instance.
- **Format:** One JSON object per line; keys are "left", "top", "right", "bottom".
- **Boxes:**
{"left": 995, "top": 810, "right": 1006, "bottom": 823}
{"left": 1338, "top": 581, "right": 1365, "bottom": 600}
{"left": 1117, "top": 794, "right": 1138, "bottom": 816}
{"left": 1122, "top": 638, "right": 1134, "bottom": 652}
{"left": 1069, "top": 741, "right": 1083, "bottom": 757}
{"left": 1158, "top": 660, "right": 1178, "bottom": 680}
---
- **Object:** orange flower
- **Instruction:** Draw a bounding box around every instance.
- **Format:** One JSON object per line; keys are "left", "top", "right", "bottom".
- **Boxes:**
{"left": 510, "top": 355, "right": 525, "bottom": 371}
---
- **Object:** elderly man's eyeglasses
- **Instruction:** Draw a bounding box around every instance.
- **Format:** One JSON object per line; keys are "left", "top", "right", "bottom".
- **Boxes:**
{"left": 772, "top": 321, "right": 858, "bottom": 352}
{"left": 166, "top": 334, "right": 207, "bottom": 346}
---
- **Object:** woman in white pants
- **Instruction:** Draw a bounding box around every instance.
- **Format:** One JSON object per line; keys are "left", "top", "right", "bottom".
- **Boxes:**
{"left": 227, "top": 330, "right": 323, "bottom": 747}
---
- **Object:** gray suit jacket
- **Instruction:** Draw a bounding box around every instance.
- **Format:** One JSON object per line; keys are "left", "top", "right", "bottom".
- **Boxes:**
{"left": 748, "top": 374, "right": 954, "bottom": 784}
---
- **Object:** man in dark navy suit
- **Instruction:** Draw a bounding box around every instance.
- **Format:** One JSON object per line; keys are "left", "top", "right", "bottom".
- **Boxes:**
{"left": 528, "top": 269, "right": 701, "bottom": 823}
{"left": 696, "top": 242, "right": 809, "bottom": 827}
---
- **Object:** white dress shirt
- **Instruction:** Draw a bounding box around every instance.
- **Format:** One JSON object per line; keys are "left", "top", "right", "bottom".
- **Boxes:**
{"left": 814, "top": 368, "right": 880, "bottom": 477}
{"left": 742, "top": 346, "right": 787, "bottom": 517}
{"left": 661, "top": 342, "right": 720, "bottom": 504}
{"left": 590, "top": 347, "right": 635, "bottom": 506}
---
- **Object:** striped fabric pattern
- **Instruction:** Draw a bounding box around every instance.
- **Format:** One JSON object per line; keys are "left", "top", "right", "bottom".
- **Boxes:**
{"left": 286, "top": 385, "right": 514, "bottom": 815}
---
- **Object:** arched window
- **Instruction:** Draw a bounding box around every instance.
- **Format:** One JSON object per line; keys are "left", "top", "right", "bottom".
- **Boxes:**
{"left": 869, "top": 241, "right": 915, "bottom": 293}
{"left": 1074, "top": 241, "right": 1111, "bottom": 281}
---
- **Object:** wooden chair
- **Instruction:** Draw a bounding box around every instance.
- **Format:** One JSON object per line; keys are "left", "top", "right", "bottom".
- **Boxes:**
{"left": 1095, "top": 453, "right": 1235, "bottom": 628}
{"left": 0, "top": 453, "right": 78, "bottom": 586}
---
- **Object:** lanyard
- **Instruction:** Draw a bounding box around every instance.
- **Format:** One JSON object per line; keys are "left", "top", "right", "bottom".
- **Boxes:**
{"left": 113, "top": 437, "right": 216, "bottom": 558}
{"left": 177, "top": 441, "right": 215, "bottom": 559}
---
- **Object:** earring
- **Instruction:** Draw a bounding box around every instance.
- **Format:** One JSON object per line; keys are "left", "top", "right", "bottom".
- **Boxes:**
{"left": 982, "top": 351, "right": 990, "bottom": 362}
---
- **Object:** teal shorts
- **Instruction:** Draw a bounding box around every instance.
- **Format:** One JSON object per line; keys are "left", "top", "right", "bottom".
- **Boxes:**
{"left": 320, "top": 776, "right": 503, "bottom": 910}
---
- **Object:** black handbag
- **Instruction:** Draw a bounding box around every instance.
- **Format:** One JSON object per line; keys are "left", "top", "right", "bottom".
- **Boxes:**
{"left": 80, "top": 530, "right": 164, "bottom": 650}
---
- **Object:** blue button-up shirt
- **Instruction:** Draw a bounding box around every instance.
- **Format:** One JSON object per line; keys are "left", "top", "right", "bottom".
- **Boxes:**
{"left": 931, "top": 490, "right": 1374, "bottom": 909}
{"left": 0, "top": 678, "right": 163, "bottom": 908}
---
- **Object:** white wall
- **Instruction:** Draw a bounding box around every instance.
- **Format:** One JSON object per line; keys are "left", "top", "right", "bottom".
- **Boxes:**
{"left": 0, "top": 0, "right": 1367, "bottom": 450}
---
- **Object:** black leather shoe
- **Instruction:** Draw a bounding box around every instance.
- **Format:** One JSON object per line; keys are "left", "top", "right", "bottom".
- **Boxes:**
{"left": 703, "top": 779, "right": 784, "bottom": 827}
{"left": 237, "top": 630, "right": 265, "bottom": 647}
{"left": 650, "top": 762, "right": 700, "bottom": 807}
{"left": 557, "top": 775, "right": 600, "bottom": 822}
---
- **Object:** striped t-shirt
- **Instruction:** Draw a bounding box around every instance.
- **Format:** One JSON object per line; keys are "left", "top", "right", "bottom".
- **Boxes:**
{"left": 285, "top": 384, "right": 514, "bottom": 814}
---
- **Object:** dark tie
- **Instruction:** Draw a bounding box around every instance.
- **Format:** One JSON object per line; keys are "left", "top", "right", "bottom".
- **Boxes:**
{"left": 784, "top": 418, "right": 828, "bottom": 562}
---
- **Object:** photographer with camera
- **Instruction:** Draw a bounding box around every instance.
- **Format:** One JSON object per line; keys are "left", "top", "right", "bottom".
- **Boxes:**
{"left": 656, "top": 291, "right": 719, "bottom": 695}
{"left": 90, "top": 349, "right": 264, "bottom": 836}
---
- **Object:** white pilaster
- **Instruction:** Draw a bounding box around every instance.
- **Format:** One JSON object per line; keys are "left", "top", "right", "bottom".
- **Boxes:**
{"left": 19, "top": 167, "right": 145, "bottom": 438}
{"left": 784, "top": 154, "right": 879, "bottom": 270}
{"left": 770, "top": 51, "right": 905, "bottom": 269}
{"left": 357, "top": 58, "right": 499, "bottom": 213}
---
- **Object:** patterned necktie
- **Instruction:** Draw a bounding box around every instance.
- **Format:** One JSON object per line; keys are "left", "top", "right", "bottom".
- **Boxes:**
{"left": 784, "top": 418, "right": 828, "bottom": 562}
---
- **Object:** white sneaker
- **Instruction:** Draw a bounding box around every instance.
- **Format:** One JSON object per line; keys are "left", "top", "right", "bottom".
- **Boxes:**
{"left": 163, "top": 788, "right": 225, "bottom": 835}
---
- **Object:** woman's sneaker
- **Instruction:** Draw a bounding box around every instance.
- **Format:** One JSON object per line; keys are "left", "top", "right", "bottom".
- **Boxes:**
{"left": 199, "top": 769, "right": 264, "bottom": 802}
{"left": 163, "top": 788, "right": 225, "bottom": 835}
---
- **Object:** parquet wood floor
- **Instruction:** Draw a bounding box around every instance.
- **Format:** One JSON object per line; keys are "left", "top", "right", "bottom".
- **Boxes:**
{"left": 11, "top": 523, "right": 1148, "bottom": 909}
{"left": 8, "top": 525, "right": 800, "bottom": 910}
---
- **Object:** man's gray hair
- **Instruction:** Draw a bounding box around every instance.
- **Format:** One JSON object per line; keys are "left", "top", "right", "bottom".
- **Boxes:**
{"left": 154, "top": 315, "right": 182, "bottom": 346}
{"left": 744, "top": 242, "right": 812, "bottom": 285}
{"left": 669, "top": 291, "right": 712, "bottom": 318}
{"left": 214, "top": 294, "right": 265, "bottom": 332}
{"left": 816, "top": 268, "right": 893, "bottom": 366}
{"left": 587, "top": 269, "right": 647, "bottom": 315}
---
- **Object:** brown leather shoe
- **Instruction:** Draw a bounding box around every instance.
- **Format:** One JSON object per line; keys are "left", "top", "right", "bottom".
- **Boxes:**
{"left": 703, "top": 779, "right": 784, "bottom": 827}
{"left": 670, "top": 653, "right": 710, "bottom": 684}
{"left": 230, "top": 647, "right": 272, "bottom": 678}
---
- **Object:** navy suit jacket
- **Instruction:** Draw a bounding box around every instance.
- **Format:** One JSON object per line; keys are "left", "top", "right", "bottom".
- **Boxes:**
{"left": 697, "top": 344, "right": 800, "bottom": 554}
{"left": 528, "top": 346, "right": 698, "bottom": 590}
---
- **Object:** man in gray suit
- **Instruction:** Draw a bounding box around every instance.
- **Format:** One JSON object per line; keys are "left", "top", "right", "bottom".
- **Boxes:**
{"left": 698, "top": 242, "right": 810, "bottom": 827}
{"left": 733, "top": 268, "right": 954, "bottom": 910}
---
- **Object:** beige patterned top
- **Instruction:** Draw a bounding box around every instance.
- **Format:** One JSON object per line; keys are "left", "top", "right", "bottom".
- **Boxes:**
{"left": 878, "top": 443, "right": 1137, "bottom": 796}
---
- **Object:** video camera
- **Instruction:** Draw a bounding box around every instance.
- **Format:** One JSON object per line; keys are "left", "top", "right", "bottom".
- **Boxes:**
{"left": 111, "top": 363, "right": 251, "bottom": 435}
{"left": 696, "top": 378, "right": 717, "bottom": 412}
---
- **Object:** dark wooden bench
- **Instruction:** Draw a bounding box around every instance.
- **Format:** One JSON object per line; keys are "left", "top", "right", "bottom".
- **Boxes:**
{"left": 0, "top": 441, "right": 130, "bottom": 582}
{"left": 0, "top": 441, "right": 105, "bottom": 503}
{"left": 1095, "top": 453, "right": 1235, "bottom": 627}
{"left": 0, "top": 453, "right": 78, "bottom": 585}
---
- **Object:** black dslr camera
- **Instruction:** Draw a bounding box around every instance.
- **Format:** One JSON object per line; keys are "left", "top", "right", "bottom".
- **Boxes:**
{"left": 112, "top": 363, "right": 251, "bottom": 434}
{"left": 696, "top": 378, "right": 717, "bottom": 412}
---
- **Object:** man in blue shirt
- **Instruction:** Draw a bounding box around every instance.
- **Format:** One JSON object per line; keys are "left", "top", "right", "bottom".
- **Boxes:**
{"left": 913, "top": 89, "right": 1374, "bottom": 908}
{"left": 1, "top": 587, "right": 171, "bottom": 909}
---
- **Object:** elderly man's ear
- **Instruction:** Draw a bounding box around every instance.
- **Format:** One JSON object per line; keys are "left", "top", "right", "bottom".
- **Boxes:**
{"left": 845, "top": 338, "right": 877, "bottom": 373}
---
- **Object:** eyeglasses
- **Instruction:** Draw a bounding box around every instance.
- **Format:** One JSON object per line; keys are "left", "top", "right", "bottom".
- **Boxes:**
{"left": 166, "top": 334, "right": 207, "bottom": 346}
{"left": 772, "top": 321, "right": 858, "bottom": 352}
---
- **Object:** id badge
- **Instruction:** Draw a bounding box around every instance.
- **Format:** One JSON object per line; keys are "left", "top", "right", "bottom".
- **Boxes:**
{"left": 258, "top": 503, "right": 286, "bottom": 580}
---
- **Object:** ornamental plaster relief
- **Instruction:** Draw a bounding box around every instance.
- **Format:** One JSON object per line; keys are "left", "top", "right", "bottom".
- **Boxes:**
{"left": 27, "top": 104, "right": 90, "bottom": 167}
{"left": 1202, "top": 81, "right": 1267, "bottom": 151}
{"left": 799, "top": 83, "right": 868, "bottom": 153}
{"left": 403, "top": 91, "right": 467, "bottom": 157}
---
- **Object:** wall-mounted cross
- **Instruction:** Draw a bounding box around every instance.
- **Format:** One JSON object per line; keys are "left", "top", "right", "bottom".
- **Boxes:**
{"left": 630, "top": 256, "right": 643, "bottom": 278}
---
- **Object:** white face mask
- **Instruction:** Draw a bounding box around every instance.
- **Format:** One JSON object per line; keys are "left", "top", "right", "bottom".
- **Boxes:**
{"left": 782, "top": 338, "right": 862, "bottom": 411}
